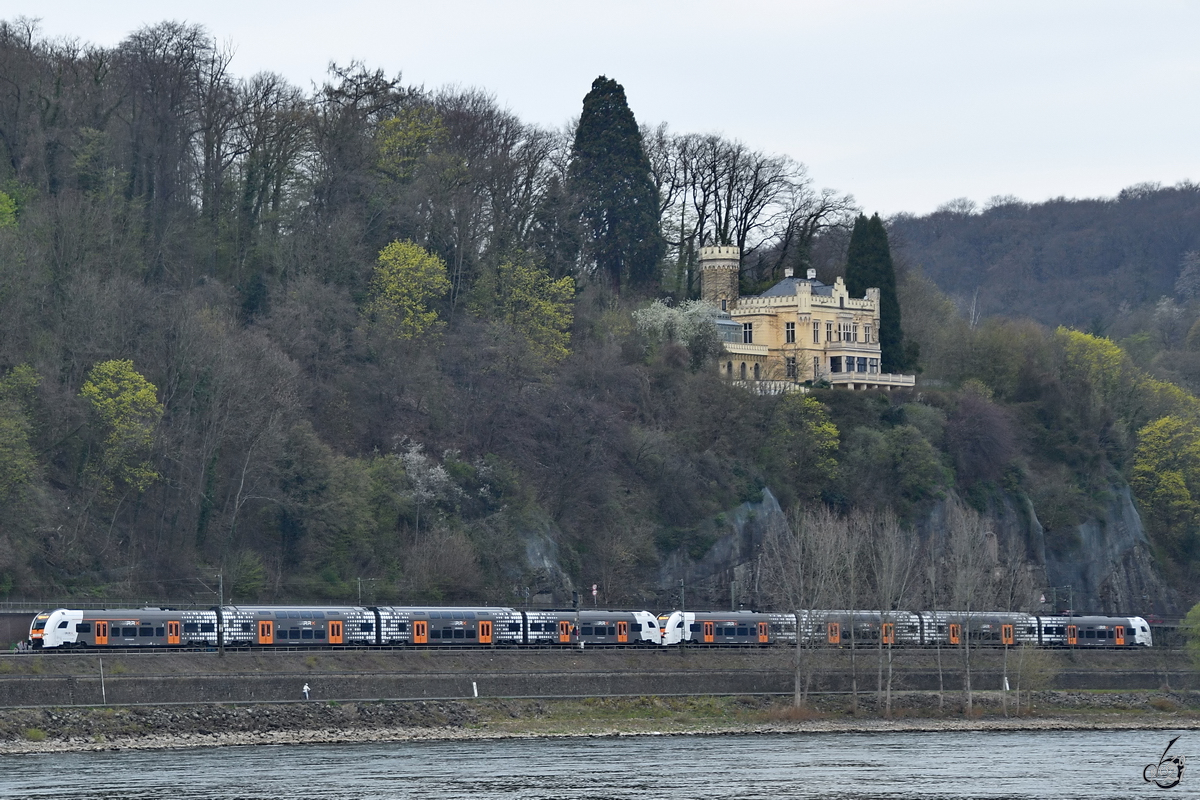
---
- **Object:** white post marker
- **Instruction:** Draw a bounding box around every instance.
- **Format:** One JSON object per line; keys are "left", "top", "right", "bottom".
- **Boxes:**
{"left": 472, "top": 681, "right": 478, "bottom": 698}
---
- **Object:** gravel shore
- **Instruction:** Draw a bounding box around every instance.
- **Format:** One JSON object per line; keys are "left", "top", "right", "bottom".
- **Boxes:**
{"left": 3, "top": 691, "right": 1199, "bottom": 755}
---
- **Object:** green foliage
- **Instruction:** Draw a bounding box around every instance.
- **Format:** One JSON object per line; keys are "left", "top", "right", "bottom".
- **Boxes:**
{"left": 376, "top": 108, "right": 445, "bottom": 182}
{"left": 1131, "top": 416, "right": 1200, "bottom": 552}
{"left": 79, "top": 360, "right": 163, "bottom": 496}
{"left": 846, "top": 213, "right": 906, "bottom": 372}
{"left": 768, "top": 394, "right": 839, "bottom": 503}
{"left": 568, "top": 76, "right": 665, "bottom": 291}
{"left": 472, "top": 255, "right": 575, "bottom": 363}
{"left": 0, "top": 190, "right": 16, "bottom": 227}
{"left": 1183, "top": 601, "right": 1200, "bottom": 666}
{"left": 365, "top": 241, "right": 452, "bottom": 339}
{"left": 0, "top": 365, "right": 40, "bottom": 502}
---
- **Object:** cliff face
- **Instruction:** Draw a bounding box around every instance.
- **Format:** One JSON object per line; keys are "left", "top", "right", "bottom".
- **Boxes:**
{"left": 652, "top": 484, "right": 1178, "bottom": 617}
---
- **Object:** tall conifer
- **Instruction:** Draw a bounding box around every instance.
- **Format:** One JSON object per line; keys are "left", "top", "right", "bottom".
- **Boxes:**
{"left": 846, "top": 213, "right": 907, "bottom": 373}
{"left": 567, "top": 76, "right": 664, "bottom": 292}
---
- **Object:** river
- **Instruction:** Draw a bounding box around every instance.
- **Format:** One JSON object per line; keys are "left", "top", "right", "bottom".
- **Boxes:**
{"left": 0, "top": 728, "right": 1188, "bottom": 798}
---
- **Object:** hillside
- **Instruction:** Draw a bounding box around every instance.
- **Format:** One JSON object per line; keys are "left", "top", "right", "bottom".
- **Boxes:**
{"left": 0, "top": 20, "right": 1197, "bottom": 617}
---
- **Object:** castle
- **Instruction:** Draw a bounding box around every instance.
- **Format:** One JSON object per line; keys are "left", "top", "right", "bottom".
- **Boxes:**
{"left": 700, "top": 246, "right": 916, "bottom": 391}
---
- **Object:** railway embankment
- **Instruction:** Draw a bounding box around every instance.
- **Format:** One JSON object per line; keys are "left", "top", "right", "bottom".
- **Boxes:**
{"left": 0, "top": 647, "right": 1192, "bottom": 708}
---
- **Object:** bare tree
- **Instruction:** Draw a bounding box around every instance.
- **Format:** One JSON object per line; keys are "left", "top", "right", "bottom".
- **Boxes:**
{"left": 762, "top": 505, "right": 844, "bottom": 708}
{"left": 866, "top": 509, "right": 919, "bottom": 717}
{"left": 944, "top": 497, "right": 997, "bottom": 716}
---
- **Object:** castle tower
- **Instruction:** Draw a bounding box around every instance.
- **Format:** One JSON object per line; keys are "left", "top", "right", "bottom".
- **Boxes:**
{"left": 699, "top": 245, "right": 740, "bottom": 311}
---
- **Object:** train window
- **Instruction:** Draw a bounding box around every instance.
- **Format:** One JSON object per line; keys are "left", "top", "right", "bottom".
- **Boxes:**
{"left": 397, "top": 623, "right": 408, "bottom": 632}
{"left": 530, "top": 623, "right": 542, "bottom": 631}
{"left": 465, "top": 612, "right": 476, "bottom": 619}
{"left": 453, "top": 629, "right": 465, "bottom": 639}
{"left": 737, "top": 627, "right": 748, "bottom": 637}
{"left": 1085, "top": 630, "right": 1095, "bottom": 638}
{"left": 301, "top": 612, "right": 312, "bottom": 620}
{"left": 430, "top": 612, "right": 441, "bottom": 619}
{"left": 581, "top": 627, "right": 594, "bottom": 635}
{"left": 155, "top": 627, "right": 165, "bottom": 637}
{"left": 725, "top": 627, "right": 736, "bottom": 636}
{"left": 201, "top": 623, "right": 215, "bottom": 633}
{"left": 275, "top": 612, "right": 287, "bottom": 619}
{"left": 507, "top": 623, "right": 521, "bottom": 632}
{"left": 442, "top": 628, "right": 453, "bottom": 639}
{"left": 327, "top": 611, "right": 340, "bottom": 616}
{"left": 241, "top": 623, "right": 252, "bottom": 632}
{"left": 466, "top": 629, "right": 476, "bottom": 638}
{"left": 452, "top": 612, "right": 464, "bottom": 620}
{"left": 431, "top": 630, "right": 441, "bottom": 638}
{"left": 312, "top": 612, "right": 325, "bottom": 619}
{"left": 184, "top": 623, "right": 199, "bottom": 633}
{"left": 288, "top": 612, "right": 301, "bottom": 619}
{"left": 57, "top": 620, "right": 68, "bottom": 629}
{"left": 123, "top": 628, "right": 138, "bottom": 637}
{"left": 359, "top": 623, "right": 374, "bottom": 632}
{"left": 315, "top": 630, "right": 325, "bottom": 639}
{"left": 608, "top": 626, "right": 617, "bottom": 636}
{"left": 302, "top": 630, "right": 313, "bottom": 640}
{"left": 690, "top": 624, "right": 700, "bottom": 632}
{"left": 76, "top": 623, "right": 92, "bottom": 633}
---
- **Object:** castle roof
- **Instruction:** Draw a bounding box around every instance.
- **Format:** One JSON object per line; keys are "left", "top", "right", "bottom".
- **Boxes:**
{"left": 756, "top": 277, "right": 833, "bottom": 298}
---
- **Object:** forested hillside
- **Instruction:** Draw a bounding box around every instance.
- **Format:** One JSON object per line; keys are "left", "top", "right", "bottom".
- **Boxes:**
{"left": 1, "top": 20, "right": 1198, "bottom": 614}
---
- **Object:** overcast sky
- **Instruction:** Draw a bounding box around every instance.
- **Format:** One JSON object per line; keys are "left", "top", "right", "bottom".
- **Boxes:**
{"left": 10, "top": 1, "right": 1200, "bottom": 216}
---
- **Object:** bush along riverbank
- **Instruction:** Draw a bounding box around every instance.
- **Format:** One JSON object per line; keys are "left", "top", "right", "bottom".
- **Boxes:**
{"left": 4, "top": 692, "right": 1200, "bottom": 754}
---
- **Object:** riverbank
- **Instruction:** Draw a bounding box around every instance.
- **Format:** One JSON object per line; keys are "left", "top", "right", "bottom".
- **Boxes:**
{"left": 3, "top": 691, "right": 1200, "bottom": 755}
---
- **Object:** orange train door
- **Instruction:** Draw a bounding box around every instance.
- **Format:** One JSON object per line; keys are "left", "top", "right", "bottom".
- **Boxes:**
{"left": 616, "top": 621, "right": 628, "bottom": 643}
{"left": 479, "top": 620, "right": 493, "bottom": 645}
{"left": 558, "top": 621, "right": 571, "bottom": 643}
{"left": 167, "top": 621, "right": 180, "bottom": 645}
{"left": 1115, "top": 626, "right": 1126, "bottom": 646}
{"left": 328, "top": 620, "right": 344, "bottom": 644}
{"left": 949, "top": 623, "right": 961, "bottom": 645}
{"left": 95, "top": 621, "right": 108, "bottom": 645}
{"left": 1001, "top": 624, "right": 1014, "bottom": 646}
{"left": 758, "top": 621, "right": 768, "bottom": 644}
{"left": 703, "top": 621, "right": 715, "bottom": 643}
{"left": 1067, "top": 625, "right": 1078, "bottom": 645}
{"left": 882, "top": 623, "right": 894, "bottom": 645}
{"left": 413, "top": 621, "right": 427, "bottom": 644}
{"left": 257, "top": 621, "right": 273, "bottom": 645}
{"left": 827, "top": 622, "right": 841, "bottom": 645}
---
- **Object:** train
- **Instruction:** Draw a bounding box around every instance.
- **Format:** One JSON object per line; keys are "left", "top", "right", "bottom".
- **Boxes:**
{"left": 28, "top": 605, "right": 1152, "bottom": 650}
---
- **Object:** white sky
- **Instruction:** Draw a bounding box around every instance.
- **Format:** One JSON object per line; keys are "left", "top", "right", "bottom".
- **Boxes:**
{"left": 10, "top": 0, "right": 1200, "bottom": 216}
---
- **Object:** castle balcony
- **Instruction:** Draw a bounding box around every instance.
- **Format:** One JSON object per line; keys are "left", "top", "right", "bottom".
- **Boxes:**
{"left": 827, "top": 372, "right": 916, "bottom": 391}
{"left": 722, "top": 342, "right": 769, "bottom": 357}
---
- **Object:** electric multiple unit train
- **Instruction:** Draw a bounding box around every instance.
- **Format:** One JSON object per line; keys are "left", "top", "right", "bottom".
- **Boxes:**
{"left": 28, "top": 606, "right": 1152, "bottom": 650}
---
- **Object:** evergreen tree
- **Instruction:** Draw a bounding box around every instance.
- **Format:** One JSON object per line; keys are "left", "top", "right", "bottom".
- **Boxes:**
{"left": 846, "top": 213, "right": 910, "bottom": 373}
{"left": 567, "top": 76, "right": 665, "bottom": 292}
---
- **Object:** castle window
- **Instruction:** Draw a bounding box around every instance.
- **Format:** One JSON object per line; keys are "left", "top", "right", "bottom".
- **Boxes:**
{"left": 857, "top": 357, "right": 867, "bottom": 373}
{"left": 839, "top": 322, "right": 852, "bottom": 342}
{"left": 785, "top": 322, "right": 795, "bottom": 344}
{"left": 726, "top": 361, "right": 733, "bottom": 376}
{"left": 864, "top": 324, "right": 872, "bottom": 343}
{"left": 852, "top": 323, "right": 859, "bottom": 343}
{"left": 830, "top": 356, "right": 842, "bottom": 373}
{"left": 813, "top": 356, "right": 820, "bottom": 379}
{"left": 740, "top": 363, "right": 747, "bottom": 380}
{"left": 753, "top": 363, "right": 760, "bottom": 380}
{"left": 742, "top": 323, "right": 753, "bottom": 344}
{"left": 869, "top": 358, "right": 879, "bottom": 374}
{"left": 785, "top": 357, "right": 797, "bottom": 379}
{"left": 825, "top": 322, "right": 833, "bottom": 342}
{"left": 813, "top": 321, "right": 820, "bottom": 344}
{"left": 721, "top": 299, "right": 727, "bottom": 311}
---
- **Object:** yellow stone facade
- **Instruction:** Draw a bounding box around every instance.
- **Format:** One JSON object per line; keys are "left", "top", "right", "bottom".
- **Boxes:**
{"left": 701, "top": 246, "right": 915, "bottom": 391}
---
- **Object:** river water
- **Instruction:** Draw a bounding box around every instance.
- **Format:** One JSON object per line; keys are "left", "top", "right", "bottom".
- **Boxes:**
{"left": 0, "top": 729, "right": 1190, "bottom": 799}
